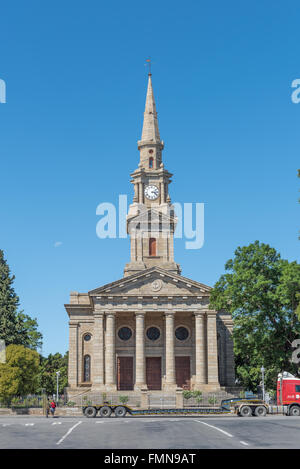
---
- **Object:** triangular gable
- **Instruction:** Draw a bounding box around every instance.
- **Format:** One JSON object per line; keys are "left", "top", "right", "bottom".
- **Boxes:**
{"left": 88, "top": 267, "right": 211, "bottom": 297}
{"left": 127, "top": 207, "right": 176, "bottom": 226}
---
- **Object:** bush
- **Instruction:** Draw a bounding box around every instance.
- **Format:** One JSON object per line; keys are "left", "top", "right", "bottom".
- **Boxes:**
{"left": 183, "top": 391, "right": 193, "bottom": 400}
{"left": 67, "top": 401, "right": 76, "bottom": 407}
{"left": 119, "top": 395, "right": 129, "bottom": 405}
{"left": 208, "top": 396, "right": 217, "bottom": 406}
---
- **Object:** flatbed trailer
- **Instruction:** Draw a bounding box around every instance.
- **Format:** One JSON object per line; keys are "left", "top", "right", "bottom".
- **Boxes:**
{"left": 79, "top": 398, "right": 268, "bottom": 418}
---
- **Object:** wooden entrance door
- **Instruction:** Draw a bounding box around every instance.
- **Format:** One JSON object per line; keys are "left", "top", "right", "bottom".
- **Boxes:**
{"left": 146, "top": 357, "right": 161, "bottom": 390}
{"left": 175, "top": 356, "right": 191, "bottom": 389}
{"left": 117, "top": 357, "right": 134, "bottom": 390}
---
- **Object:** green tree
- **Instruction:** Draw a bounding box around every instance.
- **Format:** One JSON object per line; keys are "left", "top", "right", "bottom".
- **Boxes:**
{"left": 210, "top": 241, "right": 300, "bottom": 391}
{"left": 0, "top": 250, "right": 42, "bottom": 350}
{"left": 37, "top": 352, "right": 68, "bottom": 395}
{"left": 0, "top": 345, "right": 40, "bottom": 403}
{"left": 0, "top": 364, "right": 21, "bottom": 405}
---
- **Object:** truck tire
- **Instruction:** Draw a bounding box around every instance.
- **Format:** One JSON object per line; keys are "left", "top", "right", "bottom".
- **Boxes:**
{"left": 84, "top": 406, "right": 97, "bottom": 418}
{"left": 289, "top": 405, "right": 300, "bottom": 416}
{"left": 239, "top": 405, "right": 252, "bottom": 417}
{"left": 114, "top": 406, "right": 127, "bottom": 417}
{"left": 254, "top": 405, "right": 267, "bottom": 417}
{"left": 99, "top": 405, "right": 112, "bottom": 418}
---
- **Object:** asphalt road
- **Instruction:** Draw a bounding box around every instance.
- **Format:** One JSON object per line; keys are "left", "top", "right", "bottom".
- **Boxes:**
{"left": 0, "top": 415, "right": 299, "bottom": 449}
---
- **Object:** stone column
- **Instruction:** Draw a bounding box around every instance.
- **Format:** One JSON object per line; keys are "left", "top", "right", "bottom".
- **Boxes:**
{"left": 169, "top": 233, "right": 174, "bottom": 262}
{"left": 225, "top": 323, "right": 235, "bottom": 386}
{"left": 130, "top": 235, "right": 136, "bottom": 262}
{"left": 135, "top": 312, "right": 147, "bottom": 390}
{"left": 92, "top": 312, "right": 104, "bottom": 390}
{"left": 194, "top": 313, "right": 207, "bottom": 386}
{"left": 105, "top": 312, "right": 117, "bottom": 390}
{"left": 137, "top": 234, "right": 143, "bottom": 262}
{"left": 139, "top": 182, "right": 144, "bottom": 204}
{"left": 165, "top": 312, "right": 176, "bottom": 387}
{"left": 68, "top": 322, "right": 78, "bottom": 388}
{"left": 206, "top": 311, "right": 220, "bottom": 386}
{"left": 218, "top": 324, "right": 226, "bottom": 386}
{"left": 133, "top": 183, "right": 138, "bottom": 203}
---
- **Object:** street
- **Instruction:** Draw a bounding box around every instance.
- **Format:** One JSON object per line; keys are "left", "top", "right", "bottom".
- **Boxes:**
{"left": 0, "top": 415, "right": 299, "bottom": 449}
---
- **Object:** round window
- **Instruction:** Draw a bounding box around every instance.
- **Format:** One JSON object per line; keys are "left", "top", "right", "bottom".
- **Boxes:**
{"left": 84, "top": 333, "right": 92, "bottom": 342}
{"left": 175, "top": 326, "right": 189, "bottom": 341}
{"left": 146, "top": 326, "right": 160, "bottom": 341}
{"left": 118, "top": 327, "right": 132, "bottom": 341}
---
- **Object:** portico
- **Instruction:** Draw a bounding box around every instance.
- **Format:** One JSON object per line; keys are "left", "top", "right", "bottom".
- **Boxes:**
{"left": 65, "top": 268, "right": 235, "bottom": 394}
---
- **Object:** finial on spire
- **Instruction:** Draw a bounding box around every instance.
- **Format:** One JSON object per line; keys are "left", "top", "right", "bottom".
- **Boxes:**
{"left": 145, "top": 57, "right": 152, "bottom": 76}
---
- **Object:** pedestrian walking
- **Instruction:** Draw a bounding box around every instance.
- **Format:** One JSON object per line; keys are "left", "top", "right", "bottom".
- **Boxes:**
{"left": 50, "top": 400, "right": 56, "bottom": 417}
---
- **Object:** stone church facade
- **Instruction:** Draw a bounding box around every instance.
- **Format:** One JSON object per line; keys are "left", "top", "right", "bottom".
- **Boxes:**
{"left": 65, "top": 73, "right": 235, "bottom": 396}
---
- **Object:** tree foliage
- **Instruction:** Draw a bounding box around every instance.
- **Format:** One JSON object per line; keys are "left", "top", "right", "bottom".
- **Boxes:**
{"left": 0, "top": 250, "right": 42, "bottom": 350}
{"left": 0, "top": 345, "right": 40, "bottom": 403}
{"left": 37, "top": 352, "right": 68, "bottom": 395}
{"left": 0, "top": 364, "right": 21, "bottom": 405}
{"left": 210, "top": 241, "right": 300, "bottom": 391}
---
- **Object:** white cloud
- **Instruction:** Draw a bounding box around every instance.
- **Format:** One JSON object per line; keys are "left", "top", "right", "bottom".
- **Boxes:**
{"left": 54, "top": 241, "right": 63, "bottom": 248}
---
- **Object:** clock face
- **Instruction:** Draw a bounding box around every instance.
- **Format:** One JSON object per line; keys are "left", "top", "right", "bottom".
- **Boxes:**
{"left": 144, "top": 185, "right": 159, "bottom": 200}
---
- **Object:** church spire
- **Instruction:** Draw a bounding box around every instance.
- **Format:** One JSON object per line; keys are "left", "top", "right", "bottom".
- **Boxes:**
{"left": 140, "top": 74, "right": 161, "bottom": 143}
{"left": 137, "top": 73, "right": 164, "bottom": 169}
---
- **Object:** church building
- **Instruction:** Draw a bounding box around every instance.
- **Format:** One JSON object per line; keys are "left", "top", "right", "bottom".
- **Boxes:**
{"left": 65, "top": 73, "right": 235, "bottom": 396}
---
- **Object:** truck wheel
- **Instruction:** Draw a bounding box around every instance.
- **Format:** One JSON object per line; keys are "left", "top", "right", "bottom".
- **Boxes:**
{"left": 114, "top": 406, "right": 127, "bottom": 417}
{"left": 289, "top": 405, "right": 300, "bottom": 416}
{"left": 254, "top": 405, "right": 267, "bottom": 417}
{"left": 99, "top": 405, "right": 112, "bottom": 418}
{"left": 240, "top": 405, "right": 252, "bottom": 417}
{"left": 84, "top": 406, "right": 97, "bottom": 418}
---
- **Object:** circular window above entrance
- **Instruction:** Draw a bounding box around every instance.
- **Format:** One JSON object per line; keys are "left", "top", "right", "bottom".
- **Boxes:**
{"left": 83, "top": 333, "right": 92, "bottom": 342}
{"left": 146, "top": 326, "right": 160, "bottom": 341}
{"left": 118, "top": 327, "right": 132, "bottom": 341}
{"left": 175, "top": 326, "right": 189, "bottom": 341}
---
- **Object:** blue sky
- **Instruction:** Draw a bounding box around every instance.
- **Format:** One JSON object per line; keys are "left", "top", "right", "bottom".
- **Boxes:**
{"left": 0, "top": 0, "right": 299, "bottom": 356}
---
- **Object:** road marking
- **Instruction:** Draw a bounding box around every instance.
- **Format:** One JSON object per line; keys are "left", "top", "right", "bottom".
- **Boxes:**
{"left": 194, "top": 420, "right": 250, "bottom": 446}
{"left": 240, "top": 441, "right": 250, "bottom": 446}
{"left": 194, "top": 420, "right": 233, "bottom": 437}
{"left": 52, "top": 422, "right": 62, "bottom": 425}
{"left": 24, "top": 423, "right": 34, "bottom": 426}
{"left": 56, "top": 421, "right": 82, "bottom": 445}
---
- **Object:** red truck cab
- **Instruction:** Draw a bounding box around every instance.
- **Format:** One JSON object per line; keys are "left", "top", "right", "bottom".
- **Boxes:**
{"left": 277, "top": 372, "right": 300, "bottom": 416}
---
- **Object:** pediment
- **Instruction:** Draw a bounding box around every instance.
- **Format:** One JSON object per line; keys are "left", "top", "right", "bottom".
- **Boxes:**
{"left": 127, "top": 207, "right": 176, "bottom": 228}
{"left": 88, "top": 267, "right": 211, "bottom": 298}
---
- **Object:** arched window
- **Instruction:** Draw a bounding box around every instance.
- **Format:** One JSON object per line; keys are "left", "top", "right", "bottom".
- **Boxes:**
{"left": 83, "top": 355, "right": 91, "bottom": 382}
{"left": 149, "top": 157, "right": 154, "bottom": 169}
{"left": 149, "top": 238, "right": 156, "bottom": 256}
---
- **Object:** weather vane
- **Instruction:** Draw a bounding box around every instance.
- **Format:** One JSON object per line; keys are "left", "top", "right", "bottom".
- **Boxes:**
{"left": 145, "top": 57, "right": 152, "bottom": 76}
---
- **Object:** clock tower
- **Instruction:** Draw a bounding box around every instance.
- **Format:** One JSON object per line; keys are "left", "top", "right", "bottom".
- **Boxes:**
{"left": 124, "top": 73, "right": 181, "bottom": 277}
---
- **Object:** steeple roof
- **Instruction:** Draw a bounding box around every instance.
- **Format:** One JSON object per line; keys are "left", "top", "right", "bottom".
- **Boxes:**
{"left": 140, "top": 74, "right": 162, "bottom": 144}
